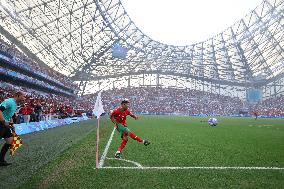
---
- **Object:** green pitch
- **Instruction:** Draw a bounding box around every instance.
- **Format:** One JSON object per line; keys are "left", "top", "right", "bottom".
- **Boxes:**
{"left": 1, "top": 116, "right": 283, "bottom": 188}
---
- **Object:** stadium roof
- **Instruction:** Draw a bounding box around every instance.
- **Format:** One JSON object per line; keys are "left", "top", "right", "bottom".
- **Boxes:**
{"left": 0, "top": 0, "right": 283, "bottom": 86}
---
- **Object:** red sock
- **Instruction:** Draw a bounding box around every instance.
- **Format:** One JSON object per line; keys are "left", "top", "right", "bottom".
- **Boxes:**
{"left": 118, "top": 139, "right": 128, "bottom": 152}
{"left": 129, "top": 132, "right": 143, "bottom": 142}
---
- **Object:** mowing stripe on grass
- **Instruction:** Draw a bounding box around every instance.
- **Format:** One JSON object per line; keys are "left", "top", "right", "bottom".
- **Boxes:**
{"left": 98, "top": 127, "right": 116, "bottom": 168}
{"left": 101, "top": 166, "right": 284, "bottom": 170}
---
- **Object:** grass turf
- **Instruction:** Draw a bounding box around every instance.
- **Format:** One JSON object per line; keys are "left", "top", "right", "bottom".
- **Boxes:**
{"left": 2, "top": 116, "right": 284, "bottom": 188}
{"left": 0, "top": 119, "right": 97, "bottom": 189}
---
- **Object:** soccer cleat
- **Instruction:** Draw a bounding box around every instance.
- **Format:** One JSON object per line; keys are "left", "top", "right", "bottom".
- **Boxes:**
{"left": 0, "top": 161, "right": 12, "bottom": 166}
{"left": 143, "top": 140, "right": 150, "bottom": 146}
{"left": 115, "top": 151, "right": 122, "bottom": 159}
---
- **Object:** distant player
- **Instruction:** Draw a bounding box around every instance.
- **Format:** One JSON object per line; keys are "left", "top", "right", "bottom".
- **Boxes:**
{"left": 0, "top": 91, "right": 25, "bottom": 166}
{"left": 110, "top": 99, "right": 150, "bottom": 158}
{"left": 252, "top": 111, "right": 258, "bottom": 120}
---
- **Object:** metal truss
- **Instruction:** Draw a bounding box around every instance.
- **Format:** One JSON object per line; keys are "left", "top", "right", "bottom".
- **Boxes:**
{"left": 0, "top": 0, "right": 283, "bottom": 96}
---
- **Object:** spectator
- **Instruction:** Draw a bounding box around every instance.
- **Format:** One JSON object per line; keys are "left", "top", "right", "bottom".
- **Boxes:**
{"left": 19, "top": 104, "right": 31, "bottom": 123}
{"left": 34, "top": 103, "right": 42, "bottom": 122}
{"left": 1, "top": 81, "right": 283, "bottom": 120}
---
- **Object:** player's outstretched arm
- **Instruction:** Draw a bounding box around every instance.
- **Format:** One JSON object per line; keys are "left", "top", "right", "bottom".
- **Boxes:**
{"left": 129, "top": 113, "right": 138, "bottom": 120}
{"left": 110, "top": 115, "right": 117, "bottom": 125}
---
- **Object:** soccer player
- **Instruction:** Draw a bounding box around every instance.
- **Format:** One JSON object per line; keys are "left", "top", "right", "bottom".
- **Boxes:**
{"left": 110, "top": 99, "right": 150, "bottom": 158}
{"left": 0, "top": 91, "right": 25, "bottom": 166}
{"left": 253, "top": 111, "right": 258, "bottom": 120}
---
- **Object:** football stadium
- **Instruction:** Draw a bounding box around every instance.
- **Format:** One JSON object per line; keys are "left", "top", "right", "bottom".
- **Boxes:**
{"left": 0, "top": 0, "right": 283, "bottom": 188}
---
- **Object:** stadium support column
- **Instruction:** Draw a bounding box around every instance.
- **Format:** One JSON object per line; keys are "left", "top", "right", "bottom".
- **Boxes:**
{"left": 273, "top": 81, "right": 277, "bottom": 97}
{"left": 156, "top": 73, "right": 160, "bottom": 87}
{"left": 79, "top": 81, "right": 88, "bottom": 96}
{"left": 98, "top": 81, "right": 101, "bottom": 91}
{"left": 128, "top": 76, "right": 130, "bottom": 88}
{"left": 77, "top": 80, "right": 84, "bottom": 95}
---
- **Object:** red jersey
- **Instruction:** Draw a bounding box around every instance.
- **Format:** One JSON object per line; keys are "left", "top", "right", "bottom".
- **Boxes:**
{"left": 111, "top": 108, "right": 131, "bottom": 126}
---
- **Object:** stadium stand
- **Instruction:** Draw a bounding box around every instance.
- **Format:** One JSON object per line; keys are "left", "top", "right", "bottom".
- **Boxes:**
{"left": 0, "top": 82, "right": 87, "bottom": 124}
{"left": 251, "top": 96, "right": 284, "bottom": 117}
{"left": 2, "top": 81, "right": 283, "bottom": 125}
{"left": 0, "top": 38, "right": 78, "bottom": 95}
{"left": 84, "top": 87, "right": 284, "bottom": 117}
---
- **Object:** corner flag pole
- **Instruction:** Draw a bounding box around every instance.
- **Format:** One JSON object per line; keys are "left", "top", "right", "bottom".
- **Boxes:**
{"left": 93, "top": 92, "right": 105, "bottom": 169}
{"left": 96, "top": 117, "right": 100, "bottom": 169}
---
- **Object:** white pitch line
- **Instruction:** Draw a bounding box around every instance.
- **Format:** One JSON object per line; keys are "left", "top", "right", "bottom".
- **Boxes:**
{"left": 98, "top": 127, "right": 116, "bottom": 168}
{"left": 101, "top": 166, "right": 284, "bottom": 170}
{"left": 97, "top": 128, "right": 284, "bottom": 171}
{"left": 106, "top": 157, "right": 143, "bottom": 168}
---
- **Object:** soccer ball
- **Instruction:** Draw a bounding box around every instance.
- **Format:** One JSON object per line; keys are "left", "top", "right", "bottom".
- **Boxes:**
{"left": 208, "top": 118, "right": 218, "bottom": 126}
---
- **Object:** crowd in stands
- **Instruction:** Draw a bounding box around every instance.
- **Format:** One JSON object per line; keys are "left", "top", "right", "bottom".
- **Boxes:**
{"left": 85, "top": 87, "right": 284, "bottom": 117}
{"left": 85, "top": 87, "right": 244, "bottom": 116}
{"left": 0, "top": 37, "right": 78, "bottom": 90}
{"left": 0, "top": 66, "right": 74, "bottom": 96}
{"left": 251, "top": 96, "right": 284, "bottom": 117}
{"left": 0, "top": 82, "right": 86, "bottom": 124}
{"left": 1, "top": 82, "right": 283, "bottom": 125}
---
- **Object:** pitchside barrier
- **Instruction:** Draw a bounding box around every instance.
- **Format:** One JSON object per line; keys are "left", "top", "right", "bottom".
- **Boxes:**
{"left": 13, "top": 116, "right": 89, "bottom": 136}
{"left": 137, "top": 112, "right": 284, "bottom": 118}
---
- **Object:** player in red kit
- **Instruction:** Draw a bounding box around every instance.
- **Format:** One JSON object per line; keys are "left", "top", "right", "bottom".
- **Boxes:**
{"left": 110, "top": 99, "right": 150, "bottom": 158}
{"left": 252, "top": 111, "right": 258, "bottom": 120}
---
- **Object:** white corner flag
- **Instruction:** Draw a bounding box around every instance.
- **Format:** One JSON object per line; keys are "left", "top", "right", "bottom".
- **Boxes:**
{"left": 94, "top": 92, "right": 104, "bottom": 169}
{"left": 93, "top": 92, "right": 105, "bottom": 119}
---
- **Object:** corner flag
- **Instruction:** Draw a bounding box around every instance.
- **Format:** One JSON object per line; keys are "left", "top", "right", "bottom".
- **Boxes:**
{"left": 93, "top": 92, "right": 104, "bottom": 169}
{"left": 93, "top": 92, "right": 105, "bottom": 119}
{"left": 10, "top": 132, "right": 23, "bottom": 156}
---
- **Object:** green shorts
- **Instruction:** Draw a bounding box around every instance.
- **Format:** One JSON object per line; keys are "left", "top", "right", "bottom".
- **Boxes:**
{"left": 116, "top": 123, "right": 130, "bottom": 134}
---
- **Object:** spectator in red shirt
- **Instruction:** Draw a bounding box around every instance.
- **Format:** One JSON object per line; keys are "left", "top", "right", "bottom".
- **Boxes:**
{"left": 19, "top": 104, "right": 30, "bottom": 123}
